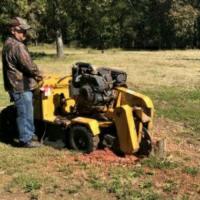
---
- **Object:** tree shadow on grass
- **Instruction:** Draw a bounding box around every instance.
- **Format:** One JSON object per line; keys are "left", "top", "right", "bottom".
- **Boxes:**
{"left": 167, "top": 58, "right": 200, "bottom": 61}
{"left": 30, "top": 52, "right": 74, "bottom": 60}
{"left": 0, "top": 106, "right": 20, "bottom": 147}
{"left": 30, "top": 52, "right": 55, "bottom": 60}
{"left": 0, "top": 131, "right": 19, "bottom": 147}
{"left": 0, "top": 107, "right": 67, "bottom": 149}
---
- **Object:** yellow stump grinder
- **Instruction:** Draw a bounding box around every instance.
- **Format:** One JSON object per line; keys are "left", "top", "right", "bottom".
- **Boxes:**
{"left": 0, "top": 62, "right": 154, "bottom": 155}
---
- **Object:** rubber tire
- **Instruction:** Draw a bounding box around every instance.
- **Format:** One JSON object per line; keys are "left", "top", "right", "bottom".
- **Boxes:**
{"left": 137, "top": 127, "right": 152, "bottom": 156}
{"left": 68, "top": 125, "right": 94, "bottom": 153}
{"left": 0, "top": 105, "right": 18, "bottom": 141}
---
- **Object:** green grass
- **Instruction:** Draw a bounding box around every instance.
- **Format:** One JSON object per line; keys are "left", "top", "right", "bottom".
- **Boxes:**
{"left": 143, "top": 87, "right": 200, "bottom": 135}
{"left": 141, "top": 156, "right": 179, "bottom": 170}
{"left": 5, "top": 174, "right": 41, "bottom": 193}
{"left": 87, "top": 166, "right": 160, "bottom": 200}
{"left": 182, "top": 166, "right": 199, "bottom": 176}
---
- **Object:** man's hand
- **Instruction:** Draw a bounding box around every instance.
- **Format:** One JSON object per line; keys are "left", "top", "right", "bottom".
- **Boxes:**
{"left": 35, "top": 75, "right": 43, "bottom": 82}
{"left": 35, "top": 70, "right": 44, "bottom": 82}
{"left": 35, "top": 76, "right": 43, "bottom": 82}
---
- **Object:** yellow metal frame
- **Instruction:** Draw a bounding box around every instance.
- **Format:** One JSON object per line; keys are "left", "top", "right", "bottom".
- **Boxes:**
{"left": 34, "top": 76, "right": 75, "bottom": 121}
{"left": 71, "top": 117, "right": 100, "bottom": 136}
{"left": 34, "top": 74, "right": 154, "bottom": 154}
{"left": 115, "top": 87, "right": 154, "bottom": 129}
{"left": 113, "top": 105, "right": 139, "bottom": 154}
{"left": 111, "top": 87, "right": 154, "bottom": 154}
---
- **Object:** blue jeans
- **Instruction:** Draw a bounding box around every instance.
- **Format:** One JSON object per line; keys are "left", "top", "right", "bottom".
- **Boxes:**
{"left": 9, "top": 91, "right": 34, "bottom": 143}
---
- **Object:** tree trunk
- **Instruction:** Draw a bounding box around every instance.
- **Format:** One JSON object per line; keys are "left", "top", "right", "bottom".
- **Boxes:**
{"left": 56, "top": 29, "right": 64, "bottom": 58}
{"left": 35, "top": 40, "right": 38, "bottom": 46}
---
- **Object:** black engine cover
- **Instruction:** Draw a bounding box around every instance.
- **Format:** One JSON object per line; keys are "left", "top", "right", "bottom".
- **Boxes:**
{"left": 71, "top": 62, "right": 127, "bottom": 108}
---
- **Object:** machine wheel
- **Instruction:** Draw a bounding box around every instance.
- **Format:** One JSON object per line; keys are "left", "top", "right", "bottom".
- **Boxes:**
{"left": 68, "top": 125, "right": 96, "bottom": 153}
{"left": 137, "top": 127, "right": 152, "bottom": 156}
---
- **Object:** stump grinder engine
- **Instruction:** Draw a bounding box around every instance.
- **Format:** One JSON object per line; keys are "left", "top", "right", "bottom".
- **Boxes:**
{"left": 0, "top": 62, "right": 154, "bottom": 155}
{"left": 71, "top": 63, "right": 127, "bottom": 114}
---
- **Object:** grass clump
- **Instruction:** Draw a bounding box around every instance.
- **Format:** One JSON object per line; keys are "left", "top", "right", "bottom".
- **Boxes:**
{"left": 163, "top": 180, "right": 177, "bottom": 193}
{"left": 182, "top": 166, "right": 199, "bottom": 176}
{"left": 5, "top": 174, "right": 41, "bottom": 193}
{"left": 88, "top": 174, "right": 105, "bottom": 190}
{"left": 141, "top": 156, "right": 178, "bottom": 169}
{"left": 87, "top": 166, "right": 160, "bottom": 199}
{"left": 139, "top": 180, "right": 153, "bottom": 189}
{"left": 107, "top": 177, "right": 141, "bottom": 200}
{"left": 63, "top": 183, "right": 82, "bottom": 194}
{"left": 105, "top": 167, "right": 160, "bottom": 200}
{"left": 57, "top": 164, "right": 73, "bottom": 176}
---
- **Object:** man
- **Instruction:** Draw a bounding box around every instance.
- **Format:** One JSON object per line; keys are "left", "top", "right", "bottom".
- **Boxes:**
{"left": 2, "top": 17, "right": 43, "bottom": 147}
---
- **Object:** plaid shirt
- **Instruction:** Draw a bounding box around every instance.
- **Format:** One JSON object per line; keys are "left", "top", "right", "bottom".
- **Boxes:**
{"left": 2, "top": 36, "right": 41, "bottom": 92}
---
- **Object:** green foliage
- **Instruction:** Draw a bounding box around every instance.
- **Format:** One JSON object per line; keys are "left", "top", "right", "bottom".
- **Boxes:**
{"left": 182, "top": 166, "right": 199, "bottom": 176}
{"left": 1, "top": 0, "right": 200, "bottom": 49}
{"left": 169, "top": 1, "right": 199, "bottom": 47}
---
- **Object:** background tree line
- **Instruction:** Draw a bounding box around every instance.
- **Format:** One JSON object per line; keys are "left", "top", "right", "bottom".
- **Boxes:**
{"left": 1, "top": 0, "right": 200, "bottom": 50}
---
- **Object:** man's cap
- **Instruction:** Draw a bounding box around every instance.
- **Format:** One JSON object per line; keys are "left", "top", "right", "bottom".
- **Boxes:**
{"left": 10, "top": 17, "right": 31, "bottom": 30}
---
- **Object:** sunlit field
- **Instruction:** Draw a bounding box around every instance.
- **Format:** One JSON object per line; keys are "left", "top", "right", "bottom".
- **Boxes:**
{"left": 0, "top": 46, "right": 199, "bottom": 200}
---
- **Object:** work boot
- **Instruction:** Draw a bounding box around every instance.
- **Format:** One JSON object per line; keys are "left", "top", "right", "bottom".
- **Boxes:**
{"left": 19, "top": 141, "right": 42, "bottom": 148}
